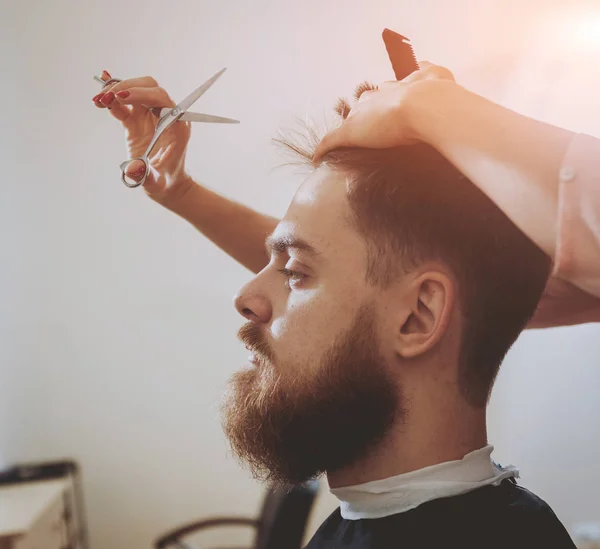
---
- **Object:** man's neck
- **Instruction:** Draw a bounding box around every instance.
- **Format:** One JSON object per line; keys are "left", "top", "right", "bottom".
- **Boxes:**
{"left": 326, "top": 396, "right": 488, "bottom": 489}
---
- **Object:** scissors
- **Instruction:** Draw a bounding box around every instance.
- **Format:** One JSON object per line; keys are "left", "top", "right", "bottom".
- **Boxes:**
{"left": 93, "top": 68, "right": 239, "bottom": 188}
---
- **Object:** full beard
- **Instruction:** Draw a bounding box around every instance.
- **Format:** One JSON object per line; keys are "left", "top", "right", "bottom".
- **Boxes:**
{"left": 220, "top": 304, "right": 402, "bottom": 486}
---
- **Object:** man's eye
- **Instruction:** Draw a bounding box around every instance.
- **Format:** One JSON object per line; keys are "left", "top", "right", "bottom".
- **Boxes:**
{"left": 278, "top": 268, "right": 306, "bottom": 288}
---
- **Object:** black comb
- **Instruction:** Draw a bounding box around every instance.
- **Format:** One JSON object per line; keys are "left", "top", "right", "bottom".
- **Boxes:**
{"left": 382, "top": 28, "right": 419, "bottom": 80}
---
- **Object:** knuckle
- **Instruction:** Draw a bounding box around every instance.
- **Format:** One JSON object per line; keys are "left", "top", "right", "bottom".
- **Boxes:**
{"left": 433, "top": 66, "right": 452, "bottom": 78}
{"left": 157, "top": 87, "right": 175, "bottom": 105}
{"left": 421, "top": 65, "right": 438, "bottom": 75}
{"left": 422, "top": 64, "right": 453, "bottom": 80}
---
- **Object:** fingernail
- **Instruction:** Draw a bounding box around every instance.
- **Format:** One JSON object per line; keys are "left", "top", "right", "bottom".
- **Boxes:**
{"left": 92, "top": 93, "right": 103, "bottom": 102}
{"left": 102, "top": 70, "right": 111, "bottom": 78}
{"left": 129, "top": 167, "right": 145, "bottom": 178}
{"left": 102, "top": 92, "right": 115, "bottom": 105}
{"left": 116, "top": 90, "right": 130, "bottom": 99}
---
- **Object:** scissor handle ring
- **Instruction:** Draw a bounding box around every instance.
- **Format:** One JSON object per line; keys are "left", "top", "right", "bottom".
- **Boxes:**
{"left": 119, "top": 157, "right": 149, "bottom": 188}
{"left": 102, "top": 77, "right": 122, "bottom": 88}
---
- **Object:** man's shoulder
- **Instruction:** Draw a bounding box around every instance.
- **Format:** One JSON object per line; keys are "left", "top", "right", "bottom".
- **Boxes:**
{"left": 304, "top": 480, "right": 576, "bottom": 549}
{"left": 424, "top": 480, "right": 576, "bottom": 548}
{"left": 499, "top": 483, "right": 577, "bottom": 548}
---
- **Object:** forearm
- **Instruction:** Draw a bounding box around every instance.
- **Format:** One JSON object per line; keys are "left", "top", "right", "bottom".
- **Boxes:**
{"left": 155, "top": 177, "right": 278, "bottom": 274}
{"left": 408, "top": 79, "right": 575, "bottom": 259}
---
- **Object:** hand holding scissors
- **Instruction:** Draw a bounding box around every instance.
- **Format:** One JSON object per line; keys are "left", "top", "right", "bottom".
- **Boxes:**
{"left": 93, "top": 68, "right": 238, "bottom": 189}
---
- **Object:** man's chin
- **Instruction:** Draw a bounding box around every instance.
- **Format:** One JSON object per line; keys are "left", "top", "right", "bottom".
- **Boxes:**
{"left": 222, "top": 305, "right": 399, "bottom": 485}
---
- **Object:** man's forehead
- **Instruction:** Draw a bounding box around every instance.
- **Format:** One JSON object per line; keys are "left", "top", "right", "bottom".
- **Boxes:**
{"left": 284, "top": 167, "right": 350, "bottom": 228}
{"left": 269, "top": 167, "right": 359, "bottom": 257}
{"left": 292, "top": 166, "right": 349, "bottom": 207}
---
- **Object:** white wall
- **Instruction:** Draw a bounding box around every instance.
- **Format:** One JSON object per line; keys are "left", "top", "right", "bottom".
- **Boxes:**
{"left": 1, "top": 1, "right": 598, "bottom": 548}
{"left": 487, "top": 5, "right": 600, "bottom": 529}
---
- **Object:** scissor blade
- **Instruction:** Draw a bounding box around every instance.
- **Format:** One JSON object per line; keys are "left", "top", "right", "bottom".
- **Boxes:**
{"left": 177, "top": 68, "right": 227, "bottom": 114}
{"left": 183, "top": 112, "right": 239, "bottom": 124}
{"left": 158, "top": 108, "right": 239, "bottom": 124}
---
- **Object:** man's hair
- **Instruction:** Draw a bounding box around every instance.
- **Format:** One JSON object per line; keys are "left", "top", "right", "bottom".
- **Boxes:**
{"left": 274, "top": 124, "right": 551, "bottom": 408}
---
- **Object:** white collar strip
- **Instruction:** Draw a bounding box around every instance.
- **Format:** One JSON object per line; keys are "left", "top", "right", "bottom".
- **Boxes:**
{"left": 330, "top": 445, "right": 519, "bottom": 520}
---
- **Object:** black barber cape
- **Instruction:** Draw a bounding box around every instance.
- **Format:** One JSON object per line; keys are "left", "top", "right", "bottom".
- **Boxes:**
{"left": 305, "top": 479, "right": 576, "bottom": 549}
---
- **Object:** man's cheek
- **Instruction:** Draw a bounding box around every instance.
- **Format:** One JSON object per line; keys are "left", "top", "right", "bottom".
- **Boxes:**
{"left": 270, "top": 303, "right": 314, "bottom": 340}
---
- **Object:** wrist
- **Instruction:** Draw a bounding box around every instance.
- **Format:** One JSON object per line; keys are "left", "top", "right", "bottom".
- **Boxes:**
{"left": 149, "top": 173, "right": 197, "bottom": 212}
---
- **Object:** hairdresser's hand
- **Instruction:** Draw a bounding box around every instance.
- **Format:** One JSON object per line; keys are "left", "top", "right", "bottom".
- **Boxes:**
{"left": 313, "top": 62, "right": 455, "bottom": 162}
{"left": 93, "top": 70, "right": 192, "bottom": 203}
{"left": 528, "top": 277, "right": 600, "bottom": 329}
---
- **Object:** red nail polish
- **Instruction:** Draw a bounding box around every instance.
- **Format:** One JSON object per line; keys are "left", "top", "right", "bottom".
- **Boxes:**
{"left": 102, "top": 92, "right": 115, "bottom": 105}
{"left": 102, "top": 70, "right": 111, "bottom": 78}
{"left": 116, "top": 90, "right": 130, "bottom": 99}
{"left": 93, "top": 93, "right": 104, "bottom": 102}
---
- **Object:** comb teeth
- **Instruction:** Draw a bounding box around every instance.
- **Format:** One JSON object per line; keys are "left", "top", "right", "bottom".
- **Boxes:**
{"left": 408, "top": 43, "right": 418, "bottom": 70}
{"left": 382, "top": 28, "right": 420, "bottom": 80}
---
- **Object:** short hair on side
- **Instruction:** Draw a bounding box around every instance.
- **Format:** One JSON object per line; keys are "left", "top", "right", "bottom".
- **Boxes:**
{"left": 273, "top": 122, "right": 551, "bottom": 408}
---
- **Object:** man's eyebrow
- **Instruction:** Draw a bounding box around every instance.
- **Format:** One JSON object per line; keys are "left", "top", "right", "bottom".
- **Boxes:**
{"left": 265, "top": 234, "right": 321, "bottom": 257}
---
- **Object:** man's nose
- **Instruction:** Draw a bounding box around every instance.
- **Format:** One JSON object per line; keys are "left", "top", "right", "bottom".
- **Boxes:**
{"left": 233, "top": 281, "right": 272, "bottom": 324}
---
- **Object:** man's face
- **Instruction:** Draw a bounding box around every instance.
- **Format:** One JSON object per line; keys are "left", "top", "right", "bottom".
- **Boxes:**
{"left": 221, "top": 167, "right": 404, "bottom": 485}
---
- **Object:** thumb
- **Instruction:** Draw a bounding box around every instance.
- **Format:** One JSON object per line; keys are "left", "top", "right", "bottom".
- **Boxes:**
{"left": 125, "top": 159, "right": 146, "bottom": 183}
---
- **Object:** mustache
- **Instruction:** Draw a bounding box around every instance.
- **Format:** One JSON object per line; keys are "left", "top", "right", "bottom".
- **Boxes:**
{"left": 237, "top": 322, "right": 275, "bottom": 363}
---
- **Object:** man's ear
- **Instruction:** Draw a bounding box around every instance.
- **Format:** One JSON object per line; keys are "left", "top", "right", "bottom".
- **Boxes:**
{"left": 395, "top": 270, "right": 456, "bottom": 359}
